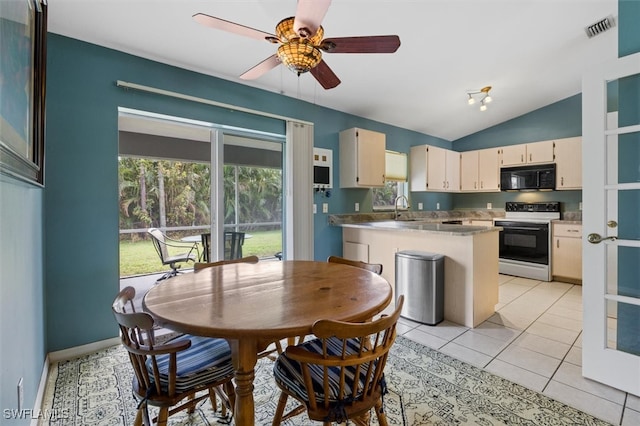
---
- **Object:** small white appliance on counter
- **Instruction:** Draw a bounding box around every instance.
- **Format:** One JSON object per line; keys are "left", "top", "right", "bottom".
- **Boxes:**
{"left": 494, "top": 201, "right": 560, "bottom": 281}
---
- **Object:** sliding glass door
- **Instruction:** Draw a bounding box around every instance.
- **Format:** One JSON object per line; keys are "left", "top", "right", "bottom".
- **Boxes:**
{"left": 118, "top": 109, "right": 284, "bottom": 277}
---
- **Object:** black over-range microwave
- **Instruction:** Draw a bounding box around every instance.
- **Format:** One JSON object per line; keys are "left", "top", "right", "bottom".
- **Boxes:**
{"left": 500, "top": 163, "right": 556, "bottom": 191}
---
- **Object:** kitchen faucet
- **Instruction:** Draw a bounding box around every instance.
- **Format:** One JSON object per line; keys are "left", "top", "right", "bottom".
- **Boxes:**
{"left": 394, "top": 195, "right": 410, "bottom": 220}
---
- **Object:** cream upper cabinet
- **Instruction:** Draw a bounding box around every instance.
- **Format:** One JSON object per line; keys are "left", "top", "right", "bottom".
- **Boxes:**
{"left": 461, "top": 148, "right": 500, "bottom": 192}
{"left": 410, "top": 145, "right": 429, "bottom": 191}
{"left": 500, "top": 140, "right": 555, "bottom": 166}
{"left": 410, "top": 145, "right": 459, "bottom": 192}
{"left": 460, "top": 151, "right": 479, "bottom": 191}
{"left": 554, "top": 137, "right": 582, "bottom": 189}
{"left": 427, "top": 145, "right": 448, "bottom": 191}
{"left": 339, "top": 128, "right": 386, "bottom": 188}
{"left": 478, "top": 148, "right": 500, "bottom": 191}
{"left": 445, "top": 149, "right": 460, "bottom": 191}
{"left": 526, "top": 140, "right": 555, "bottom": 164}
{"left": 500, "top": 144, "right": 527, "bottom": 166}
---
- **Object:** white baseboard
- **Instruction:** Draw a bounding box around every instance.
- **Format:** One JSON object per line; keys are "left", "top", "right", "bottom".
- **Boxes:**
{"left": 47, "top": 337, "right": 120, "bottom": 363}
{"left": 31, "top": 355, "right": 50, "bottom": 426}
{"left": 33, "top": 337, "right": 120, "bottom": 425}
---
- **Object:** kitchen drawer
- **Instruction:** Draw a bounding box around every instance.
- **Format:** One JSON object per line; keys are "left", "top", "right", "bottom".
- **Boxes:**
{"left": 553, "top": 223, "right": 582, "bottom": 238}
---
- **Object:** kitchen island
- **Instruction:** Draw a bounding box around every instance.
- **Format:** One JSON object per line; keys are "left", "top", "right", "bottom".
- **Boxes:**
{"left": 341, "top": 221, "right": 501, "bottom": 328}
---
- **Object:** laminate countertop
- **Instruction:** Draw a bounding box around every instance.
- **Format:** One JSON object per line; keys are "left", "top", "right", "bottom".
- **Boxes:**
{"left": 340, "top": 220, "right": 501, "bottom": 236}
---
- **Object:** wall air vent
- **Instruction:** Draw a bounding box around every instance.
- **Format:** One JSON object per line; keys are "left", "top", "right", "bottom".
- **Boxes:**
{"left": 585, "top": 15, "right": 615, "bottom": 38}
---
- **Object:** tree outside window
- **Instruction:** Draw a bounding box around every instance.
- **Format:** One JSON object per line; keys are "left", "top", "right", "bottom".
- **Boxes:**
{"left": 372, "top": 151, "right": 408, "bottom": 210}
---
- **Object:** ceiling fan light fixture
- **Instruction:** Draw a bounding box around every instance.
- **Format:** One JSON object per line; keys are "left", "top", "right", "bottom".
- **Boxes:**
{"left": 277, "top": 42, "right": 323, "bottom": 75}
{"left": 276, "top": 17, "right": 324, "bottom": 44}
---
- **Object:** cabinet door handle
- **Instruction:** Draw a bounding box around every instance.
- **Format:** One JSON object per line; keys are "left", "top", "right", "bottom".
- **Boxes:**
{"left": 557, "top": 239, "right": 559, "bottom": 248}
{"left": 474, "top": 182, "right": 477, "bottom": 189}
{"left": 529, "top": 153, "right": 532, "bottom": 162}
{"left": 480, "top": 181, "right": 483, "bottom": 188}
{"left": 561, "top": 176, "right": 564, "bottom": 186}
{"left": 521, "top": 154, "right": 524, "bottom": 162}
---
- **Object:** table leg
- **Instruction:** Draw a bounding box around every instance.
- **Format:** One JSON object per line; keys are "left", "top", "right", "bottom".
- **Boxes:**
{"left": 228, "top": 339, "right": 258, "bottom": 426}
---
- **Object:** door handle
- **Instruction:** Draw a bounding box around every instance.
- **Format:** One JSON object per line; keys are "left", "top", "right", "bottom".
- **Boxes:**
{"left": 587, "top": 233, "right": 618, "bottom": 244}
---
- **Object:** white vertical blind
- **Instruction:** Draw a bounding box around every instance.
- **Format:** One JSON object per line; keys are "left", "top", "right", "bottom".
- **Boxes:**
{"left": 385, "top": 150, "right": 407, "bottom": 181}
{"left": 285, "top": 121, "right": 314, "bottom": 260}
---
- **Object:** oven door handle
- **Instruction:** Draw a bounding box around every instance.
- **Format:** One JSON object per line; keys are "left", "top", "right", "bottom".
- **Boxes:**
{"left": 500, "top": 226, "right": 547, "bottom": 232}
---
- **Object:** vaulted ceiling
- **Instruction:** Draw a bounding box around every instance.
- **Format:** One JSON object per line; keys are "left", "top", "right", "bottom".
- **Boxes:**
{"left": 48, "top": 0, "right": 618, "bottom": 141}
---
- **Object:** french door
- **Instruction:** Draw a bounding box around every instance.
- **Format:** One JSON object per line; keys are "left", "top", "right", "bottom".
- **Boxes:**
{"left": 582, "top": 52, "right": 640, "bottom": 395}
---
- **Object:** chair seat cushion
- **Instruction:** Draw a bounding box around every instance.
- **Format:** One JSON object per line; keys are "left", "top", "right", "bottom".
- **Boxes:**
{"left": 273, "top": 337, "right": 377, "bottom": 404}
{"left": 147, "top": 334, "right": 234, "bottom": 392}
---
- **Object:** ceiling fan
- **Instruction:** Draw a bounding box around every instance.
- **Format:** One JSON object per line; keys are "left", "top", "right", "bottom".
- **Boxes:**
{"left": 193, "top": 0, "right": 401, "bottom": 89}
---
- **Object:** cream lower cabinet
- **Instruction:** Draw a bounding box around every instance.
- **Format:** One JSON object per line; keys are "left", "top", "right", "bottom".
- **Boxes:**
{"left": 552, "top": 222, "right": 582, "bottom": 284}
{"left": 343, "top": 241, "right": 369, "bottom": 263}
{"left": 342, "top": 226, "right": 499, "bottom": 328}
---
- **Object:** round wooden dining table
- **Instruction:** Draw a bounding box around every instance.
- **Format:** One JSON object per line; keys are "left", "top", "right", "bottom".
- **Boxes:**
{"left": 142, "top": 260, "right": 393, "bottom": 426}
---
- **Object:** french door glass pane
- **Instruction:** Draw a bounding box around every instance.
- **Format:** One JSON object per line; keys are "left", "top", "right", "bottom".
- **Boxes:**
{"left": 606, "top": 73, "right": 640, "bottom": 129}
{"left": 617, "top": 132, "right": 640, "bottom": 184}
{"left": 607, "top": 300, "right": 640, "bottom": 356}
{"left": 617, "top": 189, "right": 640, "bottom": 240}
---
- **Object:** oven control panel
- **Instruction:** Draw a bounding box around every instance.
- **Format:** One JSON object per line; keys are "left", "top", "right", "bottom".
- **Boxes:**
{"left": 505, "top": 201, "right": 559, "bottom": 213}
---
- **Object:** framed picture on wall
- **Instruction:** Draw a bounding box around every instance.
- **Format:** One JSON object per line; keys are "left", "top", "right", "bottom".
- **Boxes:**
{"left": 0, "top": 0, "right": 47, "bottom": 186}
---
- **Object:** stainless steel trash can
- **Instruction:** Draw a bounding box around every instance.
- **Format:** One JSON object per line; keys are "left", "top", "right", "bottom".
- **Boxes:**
{"left": 395, "top": 250, "right": 444, "bottom": 325}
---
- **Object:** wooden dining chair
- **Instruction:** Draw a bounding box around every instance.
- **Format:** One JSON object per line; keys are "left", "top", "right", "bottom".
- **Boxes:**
{"left": 193, "top": 255, "right": 259, "bottom": 271}
{"left": 327, "top": 255, "right": 383, "bottom": 275}
{"left": 112, "top": 287, "right": 235, "bottom": 425}
{"left": 272, "top": 296, "right": 404, "bottom": 426}
{"left": 286, "top": 255, "right": 384, "bottom": 349}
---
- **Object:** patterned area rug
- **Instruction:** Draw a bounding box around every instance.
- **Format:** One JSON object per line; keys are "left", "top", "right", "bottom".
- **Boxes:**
{"left": 42, "top": 336, "right": 612, "bottom": 425}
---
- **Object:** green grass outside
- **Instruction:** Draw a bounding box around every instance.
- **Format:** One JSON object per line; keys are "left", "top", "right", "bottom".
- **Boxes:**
{"left": 119, "top": 230, "right": 282, "bottom": 277}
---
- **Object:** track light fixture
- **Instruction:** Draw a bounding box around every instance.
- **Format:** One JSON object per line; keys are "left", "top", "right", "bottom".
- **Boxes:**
{"left": 466, "top": 86, "right": 492, "bottom": 111}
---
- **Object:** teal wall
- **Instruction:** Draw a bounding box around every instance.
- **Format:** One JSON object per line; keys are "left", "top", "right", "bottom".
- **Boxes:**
{"left": 1, "top": 1, "right": 637, "bottom": 414}
{"left": 451, "top": 95, "right": 583, "bottom": 211}
{"left": 453, "top": 95, "right": 582, "bottom": 151}
{"left": 44, "top": 34, "right": 454, "bottom": 351}
{"left": 619, "top": 0, "right": 640, "bottom": 57}
{"left": 0, "top": 175, "right": 44, "bottom": 423}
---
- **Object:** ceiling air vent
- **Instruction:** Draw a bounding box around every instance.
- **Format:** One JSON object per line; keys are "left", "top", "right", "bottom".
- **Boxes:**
{"left": 585, "top": 15, "right": 615, "bottom": 38}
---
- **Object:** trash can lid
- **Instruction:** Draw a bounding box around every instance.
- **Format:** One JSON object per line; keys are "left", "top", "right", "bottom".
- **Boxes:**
{"left": 396, "top": 250, "right": 444, "bottom": 261}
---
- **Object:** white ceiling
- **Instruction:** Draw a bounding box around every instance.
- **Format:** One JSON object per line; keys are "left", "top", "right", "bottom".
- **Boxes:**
{"left": 47, "top": 0, "right": 618, "bottom": 141}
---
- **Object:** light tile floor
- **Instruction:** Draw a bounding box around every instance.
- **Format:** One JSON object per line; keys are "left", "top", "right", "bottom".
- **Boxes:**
{"left": 395, "top": 274, "right": 640, "bottom": 426}
{"left": 122, "top": 272, "right": 640, "bottom": 425}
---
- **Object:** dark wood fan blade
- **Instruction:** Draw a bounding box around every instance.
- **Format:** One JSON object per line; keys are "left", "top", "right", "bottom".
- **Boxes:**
{"left": 193, "top": 13, "right": 275, "bottom": 41}
{"left": 239, "top": 54, "right": 281, "bottom": 80}
{"left": 321, "top": 35, "right": 401, "bottom": 53}
{"left": 293, "top": 0, "right": 331, "bottom": 38}
{"left": 310, "top": 60, "right": 341, "bottom": 89}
